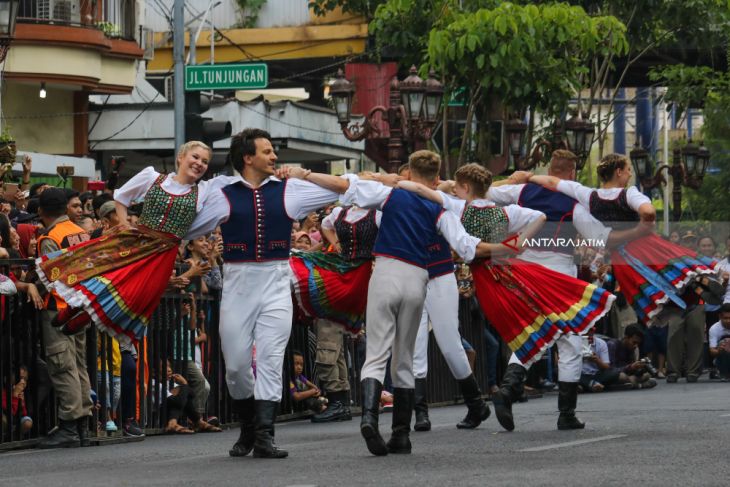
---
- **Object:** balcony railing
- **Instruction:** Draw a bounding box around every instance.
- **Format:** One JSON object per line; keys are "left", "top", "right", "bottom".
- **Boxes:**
{"left": 17, "top": 0, "right": 136, "bottom": 40}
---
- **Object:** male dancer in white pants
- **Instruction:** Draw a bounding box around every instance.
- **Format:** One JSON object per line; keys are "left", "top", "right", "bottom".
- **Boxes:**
{"left": 396, "top": 161, "right": 489, "bottom": 432}
{"left": 342, "top": 151, "right": 506, "bottom": 456}
{"left": 187, "top": 128, "right": 351, "bottom": 458}
{"left": 487, "top": 150, "right": 651, "bottom": 431}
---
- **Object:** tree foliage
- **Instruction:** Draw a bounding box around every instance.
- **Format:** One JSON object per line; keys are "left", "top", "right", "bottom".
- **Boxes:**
{"left": 650, "top": 57, "right": 730, "bottom": 221}
{"left": 426, "top": 2, "right": 627, "bottom": 117}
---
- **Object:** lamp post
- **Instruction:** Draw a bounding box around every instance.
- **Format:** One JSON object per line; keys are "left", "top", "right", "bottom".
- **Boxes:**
{"left": 629, "top": 139, "right": 710, "bottom": 221}
{"left": 503, "top": 111, "right": 595, "bottom": 172}
{"left": 329, "top": 65, "right": 444, "bottom": 173}
{"left": 564, "top": 112, "right": 595, "bottom": 171}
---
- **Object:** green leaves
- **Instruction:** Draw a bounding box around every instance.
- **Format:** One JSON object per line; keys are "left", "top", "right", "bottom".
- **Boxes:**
{"left": 425, "top": 2, "right": 627, "bottom": 117}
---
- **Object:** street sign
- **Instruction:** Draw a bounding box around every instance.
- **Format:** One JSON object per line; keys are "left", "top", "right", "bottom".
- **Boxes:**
{"left": 185, "top": 63, "right": 268, "bottom": 91}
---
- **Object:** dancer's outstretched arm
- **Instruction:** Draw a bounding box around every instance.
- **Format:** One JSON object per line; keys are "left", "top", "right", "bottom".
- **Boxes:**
{"left": 395, "top": 180, "right": 444, "bottom": 205}
{"left": 279, "top": 166, "right": 352, "bottom": 194}
{"left": 528, "top": 174, "right": 561, "bottom": 191}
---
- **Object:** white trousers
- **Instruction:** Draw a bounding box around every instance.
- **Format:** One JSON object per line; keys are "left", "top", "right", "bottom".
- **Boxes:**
{"left": 413, "top": 274, "right": 472, "bottom": 381}
{"left": 360, "top": 258, "right": 429, "bottom": 389}
{"left": 508, "top": 252, "right": 583, "bottom": 383}
{"left": 219, "top": 261, "right": 293, "bottom": 401}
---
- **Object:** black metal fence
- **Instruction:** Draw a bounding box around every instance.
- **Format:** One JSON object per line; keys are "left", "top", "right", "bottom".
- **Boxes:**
{"left": 1, "top": 258, "right": 505, "bottom": 450}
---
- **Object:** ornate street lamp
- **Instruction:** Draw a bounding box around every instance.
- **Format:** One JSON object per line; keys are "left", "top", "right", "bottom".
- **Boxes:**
{"left": 663, "top": 139, "right": 710, "bottom": 221}
{"left": 504, "top": 115, "right": 527, "bottom": 162}
{"left": 329, "top": 69, "right": 355, "bottom": 124}
{"left": 681, "top": 139, "right": 699, "bottom": 183}
{"left": 564, "top": 111, "right": 594, "bottom": 170}
{"left": 331, "top": 65, "right": 443, "bottom": 172}
{"left": 696, "top": 142, "right": 710, "bottom": 180}
{"left": 398, "top": 65, "right": 425, "bottom": 122}
{"left": 683, "top": 140, "right": 710, "bottom": 189}
{"left": 630, "top": 141, "right": 668, "bottom": 190}
{"left": 422, "top": 69, "right": 444, "bottom": 124}
{"left": 0, "top": 0, "right": 19, "bottom": 63}
{"left": 629, "top": 142, "right": 650, "bottom": 180}
{"left": 503, "top": 116, "right": 571, "bottom": 172}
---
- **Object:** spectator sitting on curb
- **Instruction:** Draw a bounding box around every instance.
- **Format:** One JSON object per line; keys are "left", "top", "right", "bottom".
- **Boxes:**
{"left": 289, "top": 350, "right": 327, "bottom": 414}
{"left": 579, "top": 335, "right": 620, "bottom": 392}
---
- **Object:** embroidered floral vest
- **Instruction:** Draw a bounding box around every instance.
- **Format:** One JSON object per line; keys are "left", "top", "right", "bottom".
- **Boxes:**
{"left": 461, "top": 204, "right": 509, "bottom": 244}
{"left": 138, "top": 174, "right": 199, "bottom": 239}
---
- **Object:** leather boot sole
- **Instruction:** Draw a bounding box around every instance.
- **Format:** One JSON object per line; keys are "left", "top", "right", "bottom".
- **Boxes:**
{"left": 311, "top": 411, "right": 352, "bottom": 423}
{"left": 456, "top": 402, "right": 491, "bottom": 429}
{"left": 492, "top": 392, "right": 515, "bottom": 432}
{"left": 386, "top": 436, "right": 412, "bottom": 454}
{"left": 557, "top": 416, "right": 585, "bottom": 430}
{"left": 413, "top": 420, "right": 431, "bottom": 432}
{"left": 229, "top": 442, "right": 254, "bottom": 457}
{"left": 360, "top": 423, "right": 388, "bottom": 456}
{"left": 252, "top": 448, "right": 288, "bottom": 458}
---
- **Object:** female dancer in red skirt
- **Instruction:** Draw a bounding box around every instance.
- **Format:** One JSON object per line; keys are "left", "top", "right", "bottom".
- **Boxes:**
{"left": 399, "top": 163, "right": 616, "bottom": 366}
{"left": 36, "top": 141, "right": 236, "bottom": 346}
{"left": 290, "top": 205, "right": 380, "bottom": 335}
{"left": 529, "top": 154, "right": 717, "bottom": 324}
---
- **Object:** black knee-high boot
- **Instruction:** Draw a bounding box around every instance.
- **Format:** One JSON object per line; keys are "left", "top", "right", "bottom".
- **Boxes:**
{"left": 360, "top": 378, "right": 388, "bottom": 456}
{"left": 229, "top": 397, "right": 256, "bottom": 457}
{"left": 387, "top": 388, "right": 414, "bottom": 454}
{"left": 413, "top": 378, "right": 431, "bottom": 431}
{"left": 492, "top": 363, "right": 526, "bottom": 432}
{"left": 252, "top": 400, "right": 288, "bottom": 458}
{"left": 456, "top": 374, "right": 490, "bottom": 429}
{"left": 557, "top": 381, "right": 585, "bottom": 430}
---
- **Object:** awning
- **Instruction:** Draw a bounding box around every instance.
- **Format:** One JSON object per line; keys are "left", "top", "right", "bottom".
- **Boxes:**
{"left": 15, "top": 151, "right": 97, "bottom": 178}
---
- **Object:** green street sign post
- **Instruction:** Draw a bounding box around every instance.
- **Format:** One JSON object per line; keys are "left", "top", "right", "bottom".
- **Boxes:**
{"left": 185, "top": 63, "right": 268, "bottom": 91}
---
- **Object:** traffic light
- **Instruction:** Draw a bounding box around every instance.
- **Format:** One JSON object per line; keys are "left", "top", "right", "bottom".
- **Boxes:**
{"left": 184, "top": 91, "right": 232, "bottom": 148}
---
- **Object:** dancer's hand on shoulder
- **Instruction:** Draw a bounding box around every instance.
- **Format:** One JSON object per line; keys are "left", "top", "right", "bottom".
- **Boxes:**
{"left": 510, "top": 171, "right": 533, "bottom": 184}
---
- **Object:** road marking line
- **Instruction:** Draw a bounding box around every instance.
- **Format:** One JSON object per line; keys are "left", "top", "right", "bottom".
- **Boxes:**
{"left": 720, "top": 413, "right": 730, "bottom": 417}
{"left": 519, "top": 434, "right": 627, "bottom": 452}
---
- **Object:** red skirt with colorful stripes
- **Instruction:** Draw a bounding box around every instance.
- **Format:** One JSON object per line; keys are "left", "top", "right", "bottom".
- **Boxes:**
{"left": 290, "top": 250, "right": 372, "bottom": 335}
{"left": 36, "top": 226, "right": 179, "bottom": 346}
{"left": 611, "top": 234, "right": 718, "bottom": 323}
{"left": 471, "top": 258, "right": 615, "bottom": 367}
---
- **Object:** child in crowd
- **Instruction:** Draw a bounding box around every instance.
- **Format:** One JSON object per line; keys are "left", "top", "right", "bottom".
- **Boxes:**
{"left": 1, "top": 365, "right": 33, "bottom": 436}
{"left": 162, "top": 359, "right": 221, "bottom": 434}
{"left": 289, "top": 351, "right": 327, "bottom": 414}
{"left": 292, "top": 231, "right": 313, "bottom": 251}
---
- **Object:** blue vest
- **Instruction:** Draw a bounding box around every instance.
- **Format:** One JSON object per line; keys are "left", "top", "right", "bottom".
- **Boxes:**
{"left": 220, "top": 180, "right": 293, "bottom": 262}
{"left": 427, "top": 234, "right": 454, "bottom": 279}
{"left": 373, "top": 189, "right": 444, "bottom": 268}
{"left": 518, "top": 183, "right": 578, "bottom": 255}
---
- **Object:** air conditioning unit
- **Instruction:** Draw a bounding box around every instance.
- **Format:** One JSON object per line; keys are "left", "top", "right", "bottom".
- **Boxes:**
{"left": 37, "top": 0, "right": 81, "bottom": 24}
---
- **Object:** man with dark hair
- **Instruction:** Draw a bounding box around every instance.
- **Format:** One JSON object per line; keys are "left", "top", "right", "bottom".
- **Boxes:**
{"left": 186, "top": 128, "right": 351, "bottom": 459}
{"left": 29, "top": 182, "right": 50, "bottom": 198}
{"left": 607, "top": 324, "right": 656, "bottom": 389}
{"left": 35, "top": 188, "right": 92, "bottom": 449}
{"left": 64, "top": 189, "right": 83, "bottom": 224}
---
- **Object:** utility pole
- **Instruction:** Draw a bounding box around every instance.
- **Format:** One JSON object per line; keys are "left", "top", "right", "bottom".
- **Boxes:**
{"left": 173, "top": 0, "right": 185, "bottom": 150}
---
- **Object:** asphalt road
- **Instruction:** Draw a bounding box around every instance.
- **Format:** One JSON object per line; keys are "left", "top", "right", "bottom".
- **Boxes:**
{"left": 2, "top": 379, "right": 729, "bottom": 487}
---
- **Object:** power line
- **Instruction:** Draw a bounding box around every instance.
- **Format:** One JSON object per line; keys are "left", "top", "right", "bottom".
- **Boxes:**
{"left": 88, "top": 91, "right": 161, "bottom": 150}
